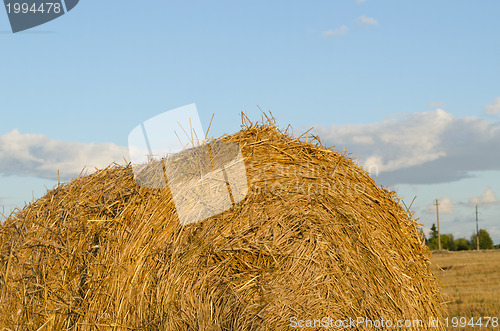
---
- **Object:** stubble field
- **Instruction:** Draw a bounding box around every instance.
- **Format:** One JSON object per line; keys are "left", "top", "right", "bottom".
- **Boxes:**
{"left": 431, "top": 250, "right": 500, "bottom": 330}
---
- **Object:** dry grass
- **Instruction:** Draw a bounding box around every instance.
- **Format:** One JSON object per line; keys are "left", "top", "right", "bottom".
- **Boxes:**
{"left": 0, "top": 116, "right": 445, "bottom": 330}
{"left": 431, "top": 250, "right": 500, "bottom": 330}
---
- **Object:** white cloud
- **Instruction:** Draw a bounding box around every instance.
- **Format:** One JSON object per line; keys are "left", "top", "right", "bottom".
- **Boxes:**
{"left": 356, "top": 15, "right": 378, "bottom": 26}
{"left": 316, "top": 108, "right": 451, "bottom": 172}
{"left": 313, "top": 108, "right": 500, "bottom": 185}
{"left": 356, "top": 0, "right": 366, "bottom": 3}
{"left": 469, "top": 188, "right": 500, "bottom": 206}
{"left": 488, "top": 226, "right": 500, "bottom": 244}
{"left": 0, "top": 129, "right": 128, "bottom": 180}
{"left": 425, "top": 197, "right": 454, "bottom": 214}
{"left": 322, "top": 25, "right": 348, "bottom": 37}
{"left": 352, "top": 135, "right": 374, "bottom": 144}
{"left": 485, "top": 97, "right": 500, "bottom": 115}
{"left": 427, "top": 101, "right": 446, "bottom": 108}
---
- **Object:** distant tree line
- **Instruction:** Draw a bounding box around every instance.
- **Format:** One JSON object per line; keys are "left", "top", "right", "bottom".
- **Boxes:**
{"left": 420, "top": 224, "right": 496, "bottom": 250}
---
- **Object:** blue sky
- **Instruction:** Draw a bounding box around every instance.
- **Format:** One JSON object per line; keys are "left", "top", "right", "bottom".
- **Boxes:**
{"left": 1, "top": 0, "right": 500, "bottom": 243}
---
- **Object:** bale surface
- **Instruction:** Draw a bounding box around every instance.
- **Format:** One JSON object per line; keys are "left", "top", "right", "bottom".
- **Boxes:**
{"left": 0, "top": 117, "right": 445, "bottom": 330}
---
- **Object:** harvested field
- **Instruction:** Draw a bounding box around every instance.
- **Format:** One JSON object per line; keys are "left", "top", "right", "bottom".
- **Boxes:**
{"left": 0, "top": 116, "right": 445, "bottom": 330}
{"left": 431, "top": 250, "right": 500, "bottom": 331}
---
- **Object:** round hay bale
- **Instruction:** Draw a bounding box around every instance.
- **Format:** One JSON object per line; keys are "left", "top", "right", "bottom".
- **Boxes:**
{"left": 0, "top": 117, "right": 445, "bottom": 330}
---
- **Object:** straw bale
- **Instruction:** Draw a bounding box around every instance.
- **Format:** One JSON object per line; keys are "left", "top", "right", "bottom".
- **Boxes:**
{"left": 0, "top": 116, "right": 445, "bottom": 330}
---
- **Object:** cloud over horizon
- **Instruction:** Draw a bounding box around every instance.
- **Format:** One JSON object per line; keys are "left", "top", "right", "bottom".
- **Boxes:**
{"left": 0, "top": 129, "right": 128, "bottom": 180}
{"left": 2, "top": 108, "right": 500, "bottom": 187}
{"left": 314, "top": 108, "right": 500, "bottom": 185}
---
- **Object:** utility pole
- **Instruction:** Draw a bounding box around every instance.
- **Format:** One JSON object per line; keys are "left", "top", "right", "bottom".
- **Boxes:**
{"left": 476, "top": 205, "right": 479, "bottom": 251}
{"left": 436, "top": 199, "right": 441, "bottom": 251}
